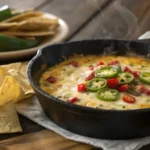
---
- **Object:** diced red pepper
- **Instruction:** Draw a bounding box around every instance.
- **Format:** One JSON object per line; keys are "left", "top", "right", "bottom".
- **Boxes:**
{"left": 68, "top": 61, "right": 79, "bottom": 67}
{"left": 97, "top": 62, "right": 104, "bottom": 66}
{"left": 85, "top": 72, "right": 95, "bottom": 81}
{"left": 67, "top": 97, "right": 79, "bottom": 103}
{"left": 124, "top": 67, "right": 132, "bottom": 73}
{"left": 124, "top": 67, "right": 140, "bottom": 78}
{"left": 77, "top": 83, "right": 87, "bottom": 92}
{"left": 136, "top": 85, "right": 146, "bottom": 93}
{"left": 118, "top": 84, "right": 128, "bottom": 92}
{"left": 107, "top": 78, "right": 119, "bottom": 89}
{"left": 123, "top": 94, "right": 136, "bottom": 103}
{"left": 89, "top": 66, "right": 94, "bottom": 70}
{"left": 47, "top": 76, "right": 56, "bottom": 83}
{"left": 107, "top": 60, "right": 119, "bottom": 66}
{"left": 145, "top": 89, "right": 150, "bottom": 95}
{"left": 132, "top": 71, "right": 140, "bottom": 78}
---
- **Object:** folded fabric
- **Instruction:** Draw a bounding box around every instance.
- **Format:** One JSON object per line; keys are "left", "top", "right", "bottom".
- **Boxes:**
{"left": 16, "top": 97, "right": 150, "bottom": 150}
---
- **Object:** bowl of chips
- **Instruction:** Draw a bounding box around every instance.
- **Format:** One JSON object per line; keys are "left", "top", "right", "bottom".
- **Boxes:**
{"left": 0, "top": 5, "right": 69, "bottom": 60}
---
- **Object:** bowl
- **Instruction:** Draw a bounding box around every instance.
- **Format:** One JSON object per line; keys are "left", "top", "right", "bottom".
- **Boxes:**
{"left": 27, "top": 39, "right": 150, "bottom": 139}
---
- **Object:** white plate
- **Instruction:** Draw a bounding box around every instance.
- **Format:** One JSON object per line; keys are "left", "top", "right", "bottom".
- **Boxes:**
{"left": 0, "top": 13, "right": 69, "bottom": 60}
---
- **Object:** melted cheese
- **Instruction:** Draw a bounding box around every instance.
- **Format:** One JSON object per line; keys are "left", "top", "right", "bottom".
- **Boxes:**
{"left": 39, "top": 55, "right": 150, "bottom": 110}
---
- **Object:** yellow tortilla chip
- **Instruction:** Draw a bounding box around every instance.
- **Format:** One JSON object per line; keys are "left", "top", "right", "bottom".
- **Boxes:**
{"left": 0, "top": 17, "right": 58, "bottom": 31}
{"left": 23, "top": 93, "right": 34, "bottom": 99}
{"left": 0, "top": 67, "right": 8, "bottom": 86}
{"left": 6, "top": 62, "right": 34, "bottom": 93}
{"left": 0, "top": 22, "right": 18, "bottom": 30}
{"left": 2, "top": 10, "right": 44, "bottom": 23}
{"left": 0, "top": 101, "right": 22, "bottom": 133}
{"left": 0, "top": 76, "right": 25, "bottom": 105}
{"left": 0, "top": 30, "right": 55, "bottom": 37}
{"left": 14, "top": 18, "right": 59, "bottom": 31}
{"left": 1, "top": 62, "right": 21, "bottom": 72}
{"left": 1, "top": 62, "right": 34, "bottom": 100}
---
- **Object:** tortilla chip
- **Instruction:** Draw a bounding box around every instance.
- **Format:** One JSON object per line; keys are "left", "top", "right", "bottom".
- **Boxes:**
{"left": 1, "top": 62, "right": 34, "bottom": 100}
{"left": 1, "top": 62, "right": 21, "bottom": 72}
{"left": 0, "top": 22, "right": 18, "bottom": 30}
{"left": 2, "top": 10, "right": 43, "bottom": 23}
{"left": 0, "top": 101, "right": 22, "bottom": 133}
{"left": 0, "top": 30, "right": 55, "bottom": 37}
{"left": 23, "top": 93, "right": 34, "bottom": 99}
{"left": 14, "top": 18, "right": 59, "bottom": 31}
{"left": 6, "top": 62, "right": 34, "bottom": 93}
{"left": 0, "top": 76, "right": 25, "bottom": 104}
{"left": 0, "top": 67, "right": 8, "bottom": 86}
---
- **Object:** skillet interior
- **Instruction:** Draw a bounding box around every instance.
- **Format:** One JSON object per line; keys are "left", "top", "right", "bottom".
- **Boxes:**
{"left": 28, "top": 39, "right": 150, "bottom": 139}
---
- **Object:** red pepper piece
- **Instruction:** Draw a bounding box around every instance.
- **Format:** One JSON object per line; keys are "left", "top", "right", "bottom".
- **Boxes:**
{"left": 132, "top": 71, "right": 140, "bottom": 78}
{"left": 77, "top": 83, "right": 87, "bottom": 92}
{"left": 89, "top": 66, "right": 94, "bottom": 70}
{"left": 123, "top": 94, "right": 136, "bottom": 103}
{"left": 124, "top": 67, "right": 132, "bottom": 73}
{"left": 97, "top": 62, "right": 104, "bottom": 66}
{"left": 145, "top": 89, "right": 150, "bottom": 95}
{"left": 124, "top": 67, "right": 140, "bottom": 78}
{"left": 107, "top": 60, "right": 119, "bottom": 66}
{"left": 107, "top": 78, "right": 119, "bottom": 89}
{"left": 118, "top": 84, "right": 128, "bottom": 92}
{"left": 136, "top": 85, "right": 146, "bottom": 93}
{"left": 67, "top": 97, "right": 79, "bottom": 103}
{"left": 85, "top": 72, "right": 95, "bottom": 81}
{"left": 47, "top": 76, "right": 56, "bottom": 83}
{"left": 68, "top": 61, "right": 79, "bottom": 67}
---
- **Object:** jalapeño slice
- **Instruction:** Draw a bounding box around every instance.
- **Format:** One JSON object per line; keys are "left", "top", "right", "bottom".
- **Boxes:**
{"left": 118, "top": 72, "right": 134, "bottom": 85}
{"left": 95, "top": 66, "right": 118, "bottom": 79}
{"left": 97, "top": 88, "right": 119, "bottom": 101}
{"left": 139, "top": 72, "right": 150, "bottom": 85}
{"left": 86, "top": 78, "right": 107, "bottom": 92}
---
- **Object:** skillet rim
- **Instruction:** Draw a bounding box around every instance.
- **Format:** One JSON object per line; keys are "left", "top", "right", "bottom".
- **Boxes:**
{"left": 27, "top": 39, "right": 150, "bottom": 114}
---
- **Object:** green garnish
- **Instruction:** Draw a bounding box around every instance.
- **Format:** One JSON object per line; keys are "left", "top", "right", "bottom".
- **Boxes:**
{"left": 97, "top": 88, "right": 119, "bottom": 101}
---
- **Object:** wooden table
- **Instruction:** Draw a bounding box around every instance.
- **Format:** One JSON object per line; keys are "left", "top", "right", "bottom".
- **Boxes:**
{"left": 0, "top": 0, "right": 150, "bottom": 149}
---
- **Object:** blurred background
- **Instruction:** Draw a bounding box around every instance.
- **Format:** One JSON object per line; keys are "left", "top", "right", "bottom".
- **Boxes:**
{"left": 0, "top": 0, "right": 150, "bottom": 42}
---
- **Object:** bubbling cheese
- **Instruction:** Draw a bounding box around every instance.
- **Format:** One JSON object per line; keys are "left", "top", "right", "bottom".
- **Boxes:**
{"left": 39, "top": 55, "right": 150, "bottom": 110}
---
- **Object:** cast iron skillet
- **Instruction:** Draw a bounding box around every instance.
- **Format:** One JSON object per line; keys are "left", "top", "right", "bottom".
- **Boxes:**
{"left": 27, "top": 39, "right": 150, "bottom": 140}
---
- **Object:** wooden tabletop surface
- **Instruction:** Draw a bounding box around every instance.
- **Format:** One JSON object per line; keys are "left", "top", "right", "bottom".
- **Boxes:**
{"left": 0, "top": 0, "right": 150, "bottom": 149}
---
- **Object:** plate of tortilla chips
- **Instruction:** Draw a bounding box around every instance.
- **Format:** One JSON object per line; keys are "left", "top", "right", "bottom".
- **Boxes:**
{"left": 0, "top": 61, "right": 34, "bottom": 133}
{"left": 0, "top": 6, "right": 69, "bottom": 60}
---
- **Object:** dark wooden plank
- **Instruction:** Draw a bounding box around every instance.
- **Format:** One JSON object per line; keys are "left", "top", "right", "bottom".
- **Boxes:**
{"left": 0, "top": 130, "right": 98, "bottom": 150}
{"left": 0, "top": 0, "right": 48, "bottom": 9}
{"left": 71, "top": 0, "right": 150, "bottom": 41}
{"left": 40, "top": 0, "right": 111, "bottom": 39}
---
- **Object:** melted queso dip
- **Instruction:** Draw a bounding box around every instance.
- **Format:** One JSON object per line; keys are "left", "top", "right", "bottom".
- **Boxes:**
{"left": 39, "top": 55, "right": 150, "bottom": 110}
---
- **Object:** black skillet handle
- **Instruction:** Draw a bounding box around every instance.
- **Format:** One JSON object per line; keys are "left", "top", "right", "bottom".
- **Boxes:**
{"left": 135, "top": 32, "right": 150, "bottom": 44}
{"left": 134, "top": 39, "right": 150, "bottom": 44}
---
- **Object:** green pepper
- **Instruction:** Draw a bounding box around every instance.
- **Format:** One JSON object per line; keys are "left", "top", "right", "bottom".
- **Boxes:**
{"left": 95, "top": 66, "right": 118, "bottom": 79}
{"left": 97, "top": 88, "right": 119, "bottom": 101}
{"left": 86, "top": 78, "right": 107, "bottom": 92}
{"left": 139, "top": 72, "right": 150, "bottom": 85}
{"left": 0, "top": 34, "right": 39, "bottom": 51}
{"left": 0, "top": 5, "right": 12, "bottom": 21}
{"left": 118, "top": 72, "right": 134, "bottom": 85}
